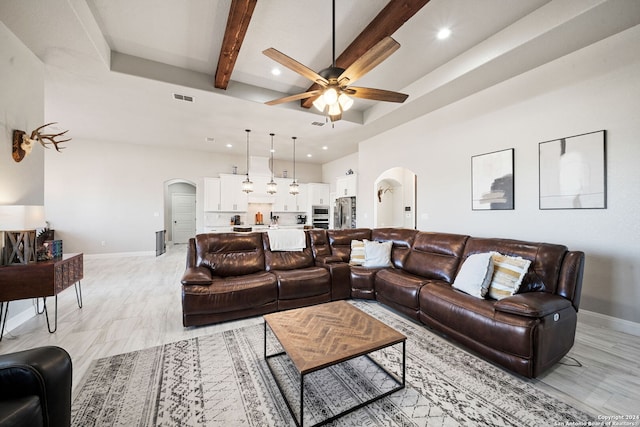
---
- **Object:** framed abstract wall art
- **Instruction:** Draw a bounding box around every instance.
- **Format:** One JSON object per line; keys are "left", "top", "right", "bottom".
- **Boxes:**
{"left": 539, "top": 130, "right": 606, "bottom": 209}
{"left": 471, "top": 148, "right": 514, "bottom": 210}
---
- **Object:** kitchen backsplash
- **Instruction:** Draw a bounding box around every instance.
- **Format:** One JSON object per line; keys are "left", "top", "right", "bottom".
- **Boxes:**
{"left": 205, "top": 209, "right": 304, "bottom": 227}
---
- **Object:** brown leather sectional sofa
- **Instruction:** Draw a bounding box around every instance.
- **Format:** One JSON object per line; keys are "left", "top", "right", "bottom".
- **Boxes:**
{"left": 181, "top": 227, "right": 584, "bottom": 378}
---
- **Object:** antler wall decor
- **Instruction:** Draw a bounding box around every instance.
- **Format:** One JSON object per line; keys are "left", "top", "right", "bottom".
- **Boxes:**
{"left": 12, "top": 122, "right": 71, "bottom": 162}
{"left": 377, "top": 186, "right": 393, "bottom": 203}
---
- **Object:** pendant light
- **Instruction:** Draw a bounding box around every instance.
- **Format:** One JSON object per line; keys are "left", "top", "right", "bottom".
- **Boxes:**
{"left": 289, "top": 136, "right": 299, "bottom": 195}
{"left": 266, "top": 133, "right": 277, "bottom": 194}
{"left": 242, "top": 129, "right": 253, "bottom": 193}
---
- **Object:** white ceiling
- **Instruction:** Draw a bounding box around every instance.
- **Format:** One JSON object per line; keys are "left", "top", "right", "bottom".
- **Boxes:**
{"left": 2, "top": 0, "right": 639, "bottom": 164}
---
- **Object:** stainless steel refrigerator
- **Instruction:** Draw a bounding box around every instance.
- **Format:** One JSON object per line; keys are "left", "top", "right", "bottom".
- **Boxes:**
{"left": 334, "top": 197, "right": 356, "bottom": 229}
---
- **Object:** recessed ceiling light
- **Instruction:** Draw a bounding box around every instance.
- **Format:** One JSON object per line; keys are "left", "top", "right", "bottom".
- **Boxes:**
{"left": 437, "top": 28, "right": 451, "bottom": 40}
{"left": 322, "top": 146, "right": 328, "bottom": 150}
{"left": 307, "top": 154, "right": 312, "bottom": 158}
{"left": 226, "top": 143, "right": 232, "bottom": 148}
{"left": 271, "top": 68, "right": 281, "bottom": 76}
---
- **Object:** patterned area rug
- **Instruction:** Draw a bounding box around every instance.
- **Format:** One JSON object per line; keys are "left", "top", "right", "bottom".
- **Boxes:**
{"left": 72, "top": 301, "right": 594, "bottom": 426}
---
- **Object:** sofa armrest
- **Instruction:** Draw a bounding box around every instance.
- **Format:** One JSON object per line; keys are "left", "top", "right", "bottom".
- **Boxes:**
{"left": 315, "top": 255, "right": 344, "bottom": 265}
{"left": 181, "top": 266, "right": 212, "bottom": 285}
{"left": 0, "top": 346, "right": 72, "bottom": 427}
{"left": 494, "top": 292, "right": 572, "bottom": 318}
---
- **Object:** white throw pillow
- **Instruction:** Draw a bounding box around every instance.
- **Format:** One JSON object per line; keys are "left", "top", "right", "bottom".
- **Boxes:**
{"left": 486, "top": 252, "right": 531, "bottom": 300}
{"left": 349, "top": 240, "right": 365, "bottom": 266}
{"left": 363, "top": 240, "right": 393, "bottom": 268}
{"left": 452, "top": 253, "right": 494, "bottom": 298}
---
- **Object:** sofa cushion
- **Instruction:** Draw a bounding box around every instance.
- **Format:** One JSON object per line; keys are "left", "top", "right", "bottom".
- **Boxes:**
{"left": 462, "top": 237, "right": 567, "bottom": 294}
{"left": 486, "top": 253, "right": 531, "bottom": 300}
{"left": 274, "top": 267, "right": 331, "bottom": 300}
{"left": 182, "top": 271, "right": 277, "bottom": 315}
{"left": 263, "top": 232, "right": 314, "bottom": 271}
{"left": 452, "top": 252, "right": 494, "bottom": 298}
{"left": 195, "top": 232, "right": 265, "bottom": 277}
{"left": 349, "top": 240, "right": 365, "bottom": 266}
{"left": 327, "top": 228, "right": 372, "bottom": 262}
{"left": 375, "top": 269, "right": 427, "bottom": 310}
{"left": 371, "top": 228, "right": 419, "bottom": 268}
{"left": 403, "top": 232, "right": 469, "bottom": 282}
{"left": 419, "top": 282, "right": 537, "bottom": 359}
{"left": 363, "top": 240, "right": 393, "bottom": 268}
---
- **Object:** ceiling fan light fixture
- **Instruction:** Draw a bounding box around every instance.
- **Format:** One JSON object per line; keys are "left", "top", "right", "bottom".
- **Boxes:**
{"left": 338, "top": 93, "right": 353, "bottom": 111}
{"left": 312, "top": 97, "right": 327, "bottom": 112}
{"left": 328, "top": 102, "right": 341, "bottom": 116}
{"left": 323, "top": 87, "right": 339, "bottom": 105}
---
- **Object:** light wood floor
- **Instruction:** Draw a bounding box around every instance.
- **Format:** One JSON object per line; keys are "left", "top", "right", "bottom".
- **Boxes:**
{"left": 1, "top": 244, "right": 638, "bottom": 420}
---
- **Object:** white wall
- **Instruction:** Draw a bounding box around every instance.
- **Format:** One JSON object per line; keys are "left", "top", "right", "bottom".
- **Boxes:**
{"left": 322, "top": 152, "right": 358, "bottom": 194}
{"left": 0, "top": 22, "right": 44, "bottom": 205}
{"left": 356, "top": 26, "right": 640, "bottom": 323}
{"left": 44, "top": 138, "right": 322, "bottom": 254}
{"left": 0, "top": 22, "right": 45, "bottom": 329}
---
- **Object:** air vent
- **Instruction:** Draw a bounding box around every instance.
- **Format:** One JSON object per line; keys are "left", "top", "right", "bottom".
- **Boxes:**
{"left": 311, "top": 121, "right": 325, "bottom": 127}
{"left": 173, "top": 93, "right": 194, "bottom": 102}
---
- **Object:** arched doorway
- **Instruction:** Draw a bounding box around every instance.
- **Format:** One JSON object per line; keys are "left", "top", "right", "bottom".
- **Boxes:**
{"left": 164, "top": 179, "right": 196, "bottom": 244}
{"left": 374, "top": 167, "right": 416, "bottom": 229}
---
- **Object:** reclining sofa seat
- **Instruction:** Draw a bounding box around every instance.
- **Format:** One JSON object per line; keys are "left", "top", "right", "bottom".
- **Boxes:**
{"left": 262, "top": 232, "right": 331, "bottom": 310}
{"left": 181, "top": 232, "right": 277, "bottom": 326}
{"left": 376, "top": 231, "right": 468, "bottom": 320}
{"left": 419, "top": 237, "right": 584, "bottom": 378}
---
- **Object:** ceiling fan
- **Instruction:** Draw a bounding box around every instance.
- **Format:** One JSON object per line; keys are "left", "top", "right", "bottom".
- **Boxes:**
{"left": 262, "top": 0, "right": 409, "bottom": 123}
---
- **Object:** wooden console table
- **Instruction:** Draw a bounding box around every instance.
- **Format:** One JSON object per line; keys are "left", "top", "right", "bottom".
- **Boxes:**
{"left": 0, "top": 253, "right": 83, "bottom": 340}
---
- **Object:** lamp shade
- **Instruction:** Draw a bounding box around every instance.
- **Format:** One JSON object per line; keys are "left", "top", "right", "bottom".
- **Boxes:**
{"left": 0, "top": 205, "right": 46, "bottom": 230}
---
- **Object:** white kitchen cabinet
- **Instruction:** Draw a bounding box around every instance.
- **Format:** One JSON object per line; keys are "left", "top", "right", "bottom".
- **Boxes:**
{"left": 220, "top": 174, "right": 248, "bottom": 212}
{"left": 336, "top": 174, "right": 357, "bottom": 197}
{"left": 307, "top": 183, "right": 330, "bottom": 206}
{"left": 295, "top": 183, "right": 308, "bottom": 213}
{"left": 273, "top": 178, "right": 306, "bottom": 212}
{"left": 203, "top": 177, "right": 221, "bottom": 211}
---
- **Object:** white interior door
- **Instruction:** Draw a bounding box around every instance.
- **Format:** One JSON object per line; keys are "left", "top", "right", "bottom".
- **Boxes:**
{"left": 172, "top": 193, "right": 196, "bottom": 244}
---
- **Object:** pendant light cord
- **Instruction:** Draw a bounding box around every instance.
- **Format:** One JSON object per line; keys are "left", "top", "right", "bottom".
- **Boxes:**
{"left": 292, "top": 136, "right": 297, "bottom": 181}
{"left": 245, "top": 129, "right": 250, "bottom": 177}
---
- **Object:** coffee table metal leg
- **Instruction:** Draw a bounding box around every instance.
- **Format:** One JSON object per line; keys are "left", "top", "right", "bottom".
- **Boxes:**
{"left": 264, "top": 330, "right": 405, "bottom": 427}
{"left": 300, "top": 375, "right": 305, "bottom": 427}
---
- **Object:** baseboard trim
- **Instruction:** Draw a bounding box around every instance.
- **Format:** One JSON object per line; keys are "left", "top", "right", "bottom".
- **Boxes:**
{"left": 84, "top": 251, "right": 156, "bottom": 259}
{"left": 578, "top": 309, "right": 640, "bottom": 337}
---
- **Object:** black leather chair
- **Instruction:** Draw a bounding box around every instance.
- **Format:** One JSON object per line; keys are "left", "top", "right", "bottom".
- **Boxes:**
{"left": 0, "top": 346, "right": 72, "bottom": 427}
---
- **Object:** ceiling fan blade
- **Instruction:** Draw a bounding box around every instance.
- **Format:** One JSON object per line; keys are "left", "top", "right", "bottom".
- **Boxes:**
{"left": 265, "top": 89, "right": 324, "bottom": 106}
{"left": 347, "top": 86, "right": 409, "bottom": 103}
{"left": 338, "top": 37, "right": 400, "bottom": 86}
{"left": 263, "top": 48, "right": 329, "bottom": 86}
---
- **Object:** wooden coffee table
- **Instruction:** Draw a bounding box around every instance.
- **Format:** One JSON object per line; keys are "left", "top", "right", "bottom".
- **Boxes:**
{"left": 264, "top": 301, "right": 406, "bottom": 427}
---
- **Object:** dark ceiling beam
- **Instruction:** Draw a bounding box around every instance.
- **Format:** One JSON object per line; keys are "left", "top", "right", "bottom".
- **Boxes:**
{"left": 214, "top": 0, "right": 258, "bottom": 89}
{"left": 301, "top": 0, "right": 431, "bottom": 108}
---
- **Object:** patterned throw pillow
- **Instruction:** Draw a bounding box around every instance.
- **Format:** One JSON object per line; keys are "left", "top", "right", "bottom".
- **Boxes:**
{"left": 349, "top": 240, "right": 365, "bottom": 266}
{"left": 486, "top": 252, "right": 532, "bottom": 300}
{"left": 452, "top": 253, "right": 494, "bottom": 298}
